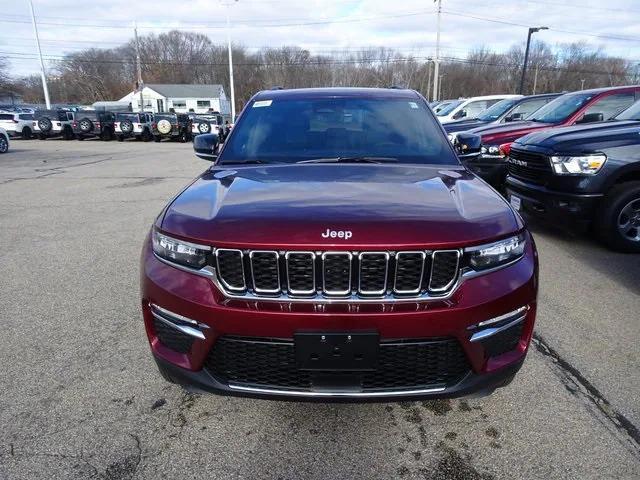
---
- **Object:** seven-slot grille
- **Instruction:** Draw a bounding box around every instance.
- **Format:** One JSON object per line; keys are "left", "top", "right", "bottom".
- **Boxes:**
{"left": 212, "top": 248, "right": 460, "bottom": 299}
{"left": 507, "top": 148, "right": 553, "bottom": 184}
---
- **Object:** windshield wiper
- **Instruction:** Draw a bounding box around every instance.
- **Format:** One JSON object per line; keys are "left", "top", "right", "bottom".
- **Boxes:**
{"left": 297, "top": 156, "right": 398, "bottom": 164}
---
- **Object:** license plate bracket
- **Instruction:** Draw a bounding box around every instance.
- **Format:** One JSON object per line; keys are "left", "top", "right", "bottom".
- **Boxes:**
{"left": 295, "top": 333, "right": 379, "bottom": 371}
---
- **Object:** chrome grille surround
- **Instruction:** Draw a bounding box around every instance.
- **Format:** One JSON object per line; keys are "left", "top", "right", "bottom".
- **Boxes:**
{"left": 322, "top": 251, "right": 353, "bottom": 296}
{"left": 249, "top": 250, "right": 280, "bottom": 294}
{"left": 209, "top": 248, "right": 464, "bottom": 301}
{"left": 285, "top": 251, "right": 316, "bottom": 296}
{"left": 358, "top": 252, "right": 389, "bottom": 296}
{"left": 429, "top": 250, "right": 461, "bottom": 292}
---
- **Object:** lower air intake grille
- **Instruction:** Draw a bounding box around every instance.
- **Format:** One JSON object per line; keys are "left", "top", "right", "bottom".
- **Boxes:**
{"left": 206, "top": 336, "right": 470, "bottom": 392}
{"left": 152, "top": 317, "right": 194, "bottom": 354}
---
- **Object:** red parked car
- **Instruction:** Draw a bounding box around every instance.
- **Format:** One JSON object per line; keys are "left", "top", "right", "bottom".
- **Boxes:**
{"left": 460, "top": 85, "right": 640, "bottom": 188}
{"left": 141, "top": 87, "right": 538, "bottom": 401}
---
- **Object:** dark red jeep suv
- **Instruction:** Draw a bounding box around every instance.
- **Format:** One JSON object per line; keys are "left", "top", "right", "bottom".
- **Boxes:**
{"left": 141, "top": 87, "right": 538, "bottom": 401}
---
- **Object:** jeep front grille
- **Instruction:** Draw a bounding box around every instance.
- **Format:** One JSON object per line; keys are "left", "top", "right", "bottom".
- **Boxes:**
{"left": 213, "top": 248, "right": 461, "bottom": 300}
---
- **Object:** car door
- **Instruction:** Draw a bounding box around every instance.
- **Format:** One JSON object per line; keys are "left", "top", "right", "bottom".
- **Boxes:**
{"left": 575, "top": 92, "right": 636, "bottom": 124}
{"left": 0, "top": 113, "right": 15, "bottom": 132}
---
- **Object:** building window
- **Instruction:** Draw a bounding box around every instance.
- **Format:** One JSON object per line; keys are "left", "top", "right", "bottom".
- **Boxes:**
{"left": 197, "top": 100, "right": 211, "bottom": 108}
{"left": 172, "top": 100, "right": 186, "bottom": 108}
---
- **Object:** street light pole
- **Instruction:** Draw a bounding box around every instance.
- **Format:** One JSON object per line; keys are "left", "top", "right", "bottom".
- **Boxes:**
{"left": 28, "top": 0, "right": 50, "bottom": 109}
{"left": 222, "top": 0, "right": 238, "bottom": 122}
{"left": 519, "top": 26, "right": 547, "bottom": 95}
{"left": 432, "top": 0, "right": 442, "bottom": 102}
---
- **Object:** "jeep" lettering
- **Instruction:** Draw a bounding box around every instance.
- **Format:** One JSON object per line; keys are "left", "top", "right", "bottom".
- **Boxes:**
{"left": 322, "top": 229, "right": 353, "bottom": 240}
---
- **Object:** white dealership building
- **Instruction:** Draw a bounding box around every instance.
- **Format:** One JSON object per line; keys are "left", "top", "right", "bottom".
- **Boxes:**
{"left": 119, "top": 84, "right": 231, "bottom": 115}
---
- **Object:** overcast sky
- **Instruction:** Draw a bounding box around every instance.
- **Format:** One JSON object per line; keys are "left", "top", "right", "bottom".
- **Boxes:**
{"left": 2, "top": 0, "right": 639, "bottom": 77}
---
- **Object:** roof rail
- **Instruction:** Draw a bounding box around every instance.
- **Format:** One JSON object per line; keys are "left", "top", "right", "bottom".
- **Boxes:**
{"left": 270, "top": 86, "right": 284, "bottom": 90}
{"left": 388, "top": 85, "right": 405, "bottom": 89}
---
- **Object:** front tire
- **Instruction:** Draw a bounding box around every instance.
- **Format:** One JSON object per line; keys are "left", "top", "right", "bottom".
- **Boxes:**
{"left": 22, "top": 127, "right": 32, "bottom": 140}
{"left": 142, "top": 129, "right": 152, "bottom": 142}
{"left": 595, "top": 181, "right": 640, "bottom": 253}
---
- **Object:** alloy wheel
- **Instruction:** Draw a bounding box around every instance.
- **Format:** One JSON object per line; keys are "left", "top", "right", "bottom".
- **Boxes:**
{"left": 617, "top": 198, "right": 640, "bottom": 242}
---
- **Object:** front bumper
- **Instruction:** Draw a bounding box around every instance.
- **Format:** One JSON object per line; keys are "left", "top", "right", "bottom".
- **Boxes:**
{"left": 141, "top": 234, "right": 538, "bottom": 400}
{"left": 506, "top": 176, "right": 602, "bottom": 228}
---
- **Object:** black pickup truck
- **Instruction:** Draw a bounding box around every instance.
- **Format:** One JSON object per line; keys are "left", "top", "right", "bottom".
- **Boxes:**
{"left": 504, "top": 100, "right": 640, "bottom": 252}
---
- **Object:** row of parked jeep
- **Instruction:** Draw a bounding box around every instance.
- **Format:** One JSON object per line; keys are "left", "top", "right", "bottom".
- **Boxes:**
{"left": 447, "top": 85, "right": 640, "bottom": 252}
{"left": 0, "top": 109, "right": 229, "bottom": 143}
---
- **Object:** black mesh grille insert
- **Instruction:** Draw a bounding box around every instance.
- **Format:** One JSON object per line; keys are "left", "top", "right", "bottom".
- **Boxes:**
{"left": 359, "top": 253, "right": 388, "bottom": 294}
{"left": 216, "top": 249, "right": 245, "bottom": 290}
{"left": 507, "top": 148, "right": 552, "bottom": 184}
{"left": 250, "top": 251, "right": 280, "bottom": 292}
{"left": 479, "top": 321, "right": 524, "bottom": 358}
{"left": 394, "top": 252, "right": 425, "bottom": 293}
{"left": 206, "top": 336, "right": 470, "bottom": 391}
{"left": 430, "top": 251, "right": 459, "bottom": 291}
{"left": 287, "top": 252, "right": 315, "bottom": 294}
{"left": 152, "top": 317, "right": 194, "bottom": 354}
{"left": 323, "top": 253, "right": 351, "bottom": 294}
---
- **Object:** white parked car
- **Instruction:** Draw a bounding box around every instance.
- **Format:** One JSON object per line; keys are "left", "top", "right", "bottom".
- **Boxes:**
{"left": 0, "top": 111, "right": 35, "bottom": 139}
{"left": 436, "top": 95, "right": 522, "bottom": 124}
{"left": 0, "top": 127, "right": 10, "bottom": 153}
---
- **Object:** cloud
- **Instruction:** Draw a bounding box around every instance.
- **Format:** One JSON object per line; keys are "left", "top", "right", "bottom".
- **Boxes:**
{"left": 2, "top": 0, "right": 638, "bottom": 77}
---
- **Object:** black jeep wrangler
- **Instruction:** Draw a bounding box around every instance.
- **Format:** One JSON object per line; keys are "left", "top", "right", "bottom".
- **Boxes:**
{"left": 152, "top": 113, "right": 192, "bottom": 142}
{"left": 72, "top": 111, "right": 116, "bottom": 141}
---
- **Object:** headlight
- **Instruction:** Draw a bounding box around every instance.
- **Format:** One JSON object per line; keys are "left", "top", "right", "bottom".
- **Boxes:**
{"left": 480, "top": 145, "right": 500, "bottom": 156}
{"left": 448, "top": 133, "right": 455, "bottom": 143}
{"left": 466, "top": 234, "right": 526, "bottom": 271}
{"left": 152, "top": 229, "right": 211, "bottom": 269}
{"left": 550, "top": 154, "right": 606, "bottom": 175}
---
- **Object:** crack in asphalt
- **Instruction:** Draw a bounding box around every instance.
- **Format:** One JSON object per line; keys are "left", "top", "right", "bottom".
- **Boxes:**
{"left": 533, "top": 332, "right": 640, "bottom": 456}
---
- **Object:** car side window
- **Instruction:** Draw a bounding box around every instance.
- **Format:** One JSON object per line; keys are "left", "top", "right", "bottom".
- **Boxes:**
{"left": 583, "top": 93, "right": 635, "bottom": 120}
{"left": 510, "top": 98, "right": 550, "bottom": 118}
{"left": 462, "top": 100, "right": 489, "bottom": 118}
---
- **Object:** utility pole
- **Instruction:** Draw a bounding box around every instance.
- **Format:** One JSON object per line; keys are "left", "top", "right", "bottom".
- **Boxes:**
{"left": 532, "top": 63, "right": 539, "bottom": 94}
{"left": 134, "top": 22, "right": 145, "bottom": 112}
{"left": 519, "top": 26, "right": 547, "bottom": 94}
{"left": 432, "top": 0, "right": 442, "bottom": 102}
{"left": 222, "top": 0, "right": 238, "bottom": 122}
{"left": 426, "top": 59, "right": 433, "bottom": 102}
{"left": 438, "top": 74, "right": 445, "bottom": 102}
{"left": 580, "top": 78, "right": 586, "bottom": 90}
{"left": 28, "top": 0, "right": 50, "bottom": 109}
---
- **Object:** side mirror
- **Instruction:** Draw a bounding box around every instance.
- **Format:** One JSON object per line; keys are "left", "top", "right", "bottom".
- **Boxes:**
{"left": 505, "top": 112, "right": 523, "bottom": 122}
{"left": 576, "top": 112, "right": 604, "bottom": 124}
{"left": 455, "top": 132, "right": 482, "bottom": 159}
{"left": 453, "top": 109, "right": 467, "bottom": 120}
{"left": 193, "top": 133, "right": 219, "bottom": 161}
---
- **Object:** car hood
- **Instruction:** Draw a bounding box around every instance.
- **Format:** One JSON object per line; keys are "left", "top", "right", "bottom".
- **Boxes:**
{"left": 161, "top": 164, "right": 519, "bottom": 249}
{"left": 468, "top": 121, "right": 554, "bottom": 144}
{"left": 443, "top": 119, "right": 489, "bottom": 134}
{"left": 515, "top": 120, "right": 640, "bottom": 151}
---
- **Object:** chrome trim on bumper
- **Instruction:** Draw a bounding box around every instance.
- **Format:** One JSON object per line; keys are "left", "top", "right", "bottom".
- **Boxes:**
{"left": 150, "top": 303, "right": 208, "bottom": 340}
{"left": 469, "top": 314, "right": 527, "bottom": 343}
{"left": 227, "top": 383, "right": 446, "bottom": 398}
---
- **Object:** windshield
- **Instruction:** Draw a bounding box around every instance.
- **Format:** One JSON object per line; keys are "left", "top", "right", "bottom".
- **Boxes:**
{"left": 614, "top": 100, "right": 640, "bottom": 121}
{"left": 116, "top": 113, "right": 139, "bottom": 121}
{"left": 526, "top": 93, "right": 594, "bottom": 123}
{"left": 219, "top": 96, "right": 458, "bottom": 165}
{"left": 435, "top": 100, "right": 463, "bottom": 116}
{"left": 477, "top": 98, "right": 519, "bottom": 121}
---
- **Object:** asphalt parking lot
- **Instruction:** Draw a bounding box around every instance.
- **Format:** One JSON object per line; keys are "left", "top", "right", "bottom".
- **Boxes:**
{"left": 1, "top": 139, "right": 639, "bottom": 480}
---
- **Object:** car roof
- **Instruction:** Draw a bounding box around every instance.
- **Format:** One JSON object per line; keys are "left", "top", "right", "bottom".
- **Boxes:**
{"left": 460, "top": 94, "right": 522, "bottom": 102}
{"left": 565, "top": 85, "right": 640, "bottom": 95}
{"left": 252, "top": 87, "right": 421, "bottom": 101}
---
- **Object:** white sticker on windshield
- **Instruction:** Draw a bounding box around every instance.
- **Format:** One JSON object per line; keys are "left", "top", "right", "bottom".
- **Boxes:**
{"left": 409, "top": 102, "right": 419, "bottom": 109}
{"left": 253, "top": 100, "right": 273, "bottom": 108}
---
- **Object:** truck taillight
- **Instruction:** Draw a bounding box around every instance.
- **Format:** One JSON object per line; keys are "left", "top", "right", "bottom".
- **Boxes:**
{"left": 95, "top": 122, "right": 101, "bottom": 127}
{"left": 499, "top": 142, "right": 512, "bottom": 157}
{"left": 152, "top": 123, "right": 157, "bottom": 129}
{"left": 73, "top": 122, "right": 77, "bottom": 128}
